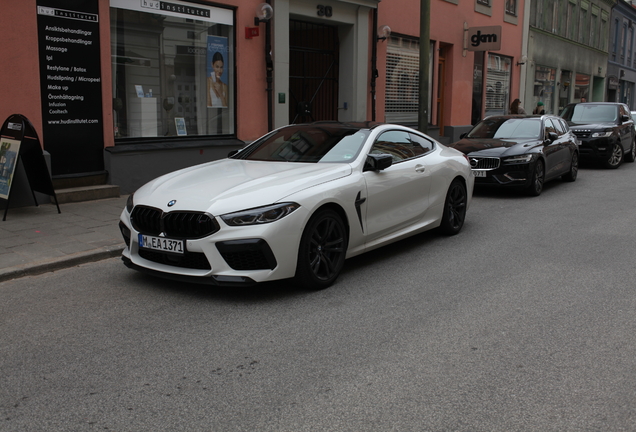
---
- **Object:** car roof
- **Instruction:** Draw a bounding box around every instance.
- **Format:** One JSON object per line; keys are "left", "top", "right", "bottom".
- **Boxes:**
{"left": 290, "top": 121, "right": 384, "bottom": 130}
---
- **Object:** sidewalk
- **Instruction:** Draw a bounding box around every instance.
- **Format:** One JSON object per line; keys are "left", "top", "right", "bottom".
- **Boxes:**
{"left": 0, "top": 196, "right": 128, "bottom": 283}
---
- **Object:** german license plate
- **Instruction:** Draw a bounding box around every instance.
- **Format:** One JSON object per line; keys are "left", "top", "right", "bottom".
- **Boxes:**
{"left": 473, "top": 170, "right": 487, "bottom": 177}
{"left": 138, "top": 234, "right": 184, "bottom": 254}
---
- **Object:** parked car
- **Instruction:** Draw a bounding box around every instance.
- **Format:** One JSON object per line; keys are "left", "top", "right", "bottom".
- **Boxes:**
{"left": 560, "top": 102, "right": 635, "bottom": 169}
{"left": 450, "top": 115, "right": 579, "bottom": 196}
{"left": 119, "top": 122, "right": 474, "bottom": 290}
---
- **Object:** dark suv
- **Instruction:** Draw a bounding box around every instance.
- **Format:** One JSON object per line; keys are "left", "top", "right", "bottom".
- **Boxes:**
{"left": 560, "top": 102, "right": 635, "bottom": 169}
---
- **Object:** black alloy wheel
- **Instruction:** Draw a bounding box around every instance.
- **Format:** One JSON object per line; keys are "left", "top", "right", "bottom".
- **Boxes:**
{"left": 295, "top": 208, "right": 347, "bottom": 290}
{"left": 625, "top": 139, "right": 636, "bottom": 163}
{"left": 526, "top": 159, "right": 545, "bottom": 196}
{"left": 562, "top": 152, "right": 578, "bottom": 182}
{"left": 604, "top": 143, "right": 623, "bottom": 169}
{"left": 439, "top": 179, "right": 467, "bottom": 235}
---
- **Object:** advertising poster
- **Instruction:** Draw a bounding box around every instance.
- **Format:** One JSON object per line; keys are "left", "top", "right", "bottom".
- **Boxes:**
{"left": 0, "top": 138, "right": 22, "bottom": 200}
{"left": 36, "top": 0, "right": 104, "bottom": 175}
{"left": 206, "top": 36, "right": 229, "bottom": 108}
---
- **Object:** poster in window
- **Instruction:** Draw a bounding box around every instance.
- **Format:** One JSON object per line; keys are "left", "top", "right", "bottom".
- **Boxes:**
{"left": 207, "top": 36, "right": 229, "bottom": 108}
{"left": 0, "top": 138, "right": 21, "bottom": 200}
{"left": 175, "top": 118, "right": 187, "bottom": 136}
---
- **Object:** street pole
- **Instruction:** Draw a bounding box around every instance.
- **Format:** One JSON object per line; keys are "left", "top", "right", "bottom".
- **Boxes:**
{"left": 418, "top": 0, "right": 430, "bottom": 133}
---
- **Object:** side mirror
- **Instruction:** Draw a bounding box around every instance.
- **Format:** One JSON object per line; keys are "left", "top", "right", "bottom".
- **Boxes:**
{"left": 459, "top": 132, "right": 468, "bottom": 139}
{"left": 546, "top": 132, "right": 559, "bottom": 142}
{"left": 621, "top": 114, "right": 630, "bottom": 123}
{"left": 364, "top": 153, "right": 393, "bottom": 172}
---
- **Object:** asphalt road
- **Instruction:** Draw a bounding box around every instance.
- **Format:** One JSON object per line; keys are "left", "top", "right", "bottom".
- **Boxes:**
{"left": 2, "top": 161, "right": 636, "bottom": 431}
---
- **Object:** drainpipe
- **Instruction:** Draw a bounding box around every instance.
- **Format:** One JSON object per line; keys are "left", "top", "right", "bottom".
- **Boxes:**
{"left": 371, "top": 8, "right": 379, "bottom": 121}
{"left": 418, "top": 0, "right": 430, "bottom": 134}
{"left": 265, "top": 0, "right": 273, "bottom": 131}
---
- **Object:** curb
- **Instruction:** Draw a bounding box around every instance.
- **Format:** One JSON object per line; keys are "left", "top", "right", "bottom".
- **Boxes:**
{"left": 0, "top": 244, "right": 125, "bottom": 283}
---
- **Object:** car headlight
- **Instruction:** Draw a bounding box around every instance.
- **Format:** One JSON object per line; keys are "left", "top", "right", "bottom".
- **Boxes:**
{"left": 502, "top": 154, "right": 535, "bottom": 164}
{"left": 591, "top": 131, "right": 613, "bottom": 138}
{"left": 221, "top": 202, "right": 300, "bottom": 226}
{"left": 126, "top": 193, "right": 134, "bottom": 213}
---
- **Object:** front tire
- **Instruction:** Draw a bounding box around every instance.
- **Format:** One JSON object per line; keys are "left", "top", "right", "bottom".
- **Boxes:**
{"left": 604, "top": 142, "right": 623, "bottom": 169}
{"left": 562, "top": 152, "right": 578, "bottom": 182}
{"left": 439, "top": 179, "right": 467, "bottom": 236}
{"left": 526, "top": 159, "right": 545, "bottom": 196}
{"left": 294, "top": 209, "right": 347, "bottom": 290}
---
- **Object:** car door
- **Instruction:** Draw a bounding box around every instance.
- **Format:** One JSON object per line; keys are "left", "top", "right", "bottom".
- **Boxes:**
{"left": 363, "top": 130, "right": 432, "bottom": 243}
{"left": 542, "top": 118, "right": 568, "bottom": 179}
{"left": 619, "top": 104, "right": 634, "bottom": 152}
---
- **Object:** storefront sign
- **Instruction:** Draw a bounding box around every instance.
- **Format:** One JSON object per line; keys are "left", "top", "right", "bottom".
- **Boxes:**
{"left": 36, "top": 0, "right": 104, "bottom": 175}
{"left": 608, "top": 75, "right": 619, "bottom": 90}
{"left": 467, "top": 26, "right": 502, "bottom": 52}
{"left": 109, "top": 0, "right": 232, "bottom": 25}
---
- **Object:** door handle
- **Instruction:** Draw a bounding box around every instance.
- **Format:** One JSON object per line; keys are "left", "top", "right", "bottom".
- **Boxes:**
{"left": 415, "top": 164, "right": 425, "bottom": 173}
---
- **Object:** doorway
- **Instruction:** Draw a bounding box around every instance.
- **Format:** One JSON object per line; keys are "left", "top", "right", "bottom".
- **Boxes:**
{"left": 289, "top": 20, "right": 339, "bottom": 124}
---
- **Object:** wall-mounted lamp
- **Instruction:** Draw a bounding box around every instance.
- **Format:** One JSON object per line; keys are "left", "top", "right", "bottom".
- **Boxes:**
{"left": 246, "top": 3, "right": 273, "bottom": 39}
{"left": 516, "top": 55, "right": 528, "bottom": 66}
{"left": 376, "top": 25, "right": 391, "bottom": 42}
{"left": 254, "top": 3, "right": 273, "bottom": 25}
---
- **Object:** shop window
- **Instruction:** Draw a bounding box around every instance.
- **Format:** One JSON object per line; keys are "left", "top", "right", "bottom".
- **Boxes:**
{"left": 485, "top": 54, "right": 512, "bottom": 117}
{"left": 533, "top": 65, "right": 556, "bottom": 114}
{"left": 575, "top": 73, "right": 590, "bottom": 102}
{"left": 110, "top": 0, "right": 234, "bottom": 140}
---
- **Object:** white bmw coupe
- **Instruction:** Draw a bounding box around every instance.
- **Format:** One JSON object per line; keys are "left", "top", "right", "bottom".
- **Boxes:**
{"left": 119, "top": 122, "right": 474, "bottom": 289}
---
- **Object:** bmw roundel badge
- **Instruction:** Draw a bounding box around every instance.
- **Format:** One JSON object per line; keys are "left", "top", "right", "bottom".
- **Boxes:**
{"left": 167, "top": 200, "right": 177, "bottom": 207}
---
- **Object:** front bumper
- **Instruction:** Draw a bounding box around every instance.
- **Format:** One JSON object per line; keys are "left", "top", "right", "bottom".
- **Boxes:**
{"left": 472, "top": 162, "right": 534, "bottom": 188}
{"left": 119, "top": 206, "right": 307, "bottom": 285}
{"left": 576, "top": 136, "right": 615, "bottom": 160}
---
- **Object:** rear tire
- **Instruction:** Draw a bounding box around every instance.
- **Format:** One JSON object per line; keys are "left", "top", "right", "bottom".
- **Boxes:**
{"left": 562, "top": 152, "right": 578, "bottom": 182}
{"left": 439, "top": 179, "right": 467, "bottom": 236}
{"left": 294, "top": 209, "right": 347, "bottom": 290}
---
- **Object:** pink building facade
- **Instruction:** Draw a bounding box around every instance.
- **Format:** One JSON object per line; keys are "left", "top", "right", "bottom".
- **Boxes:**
{"left": 0, "top": 0, "right": 524, "bottom": 193}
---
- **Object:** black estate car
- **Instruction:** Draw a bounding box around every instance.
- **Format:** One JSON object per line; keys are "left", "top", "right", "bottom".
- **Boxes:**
{"left": 560, "top": 102, "right": 635, "bottom": 169}
{"left": 451, "top": 115, "right": 579, "bottom": 196}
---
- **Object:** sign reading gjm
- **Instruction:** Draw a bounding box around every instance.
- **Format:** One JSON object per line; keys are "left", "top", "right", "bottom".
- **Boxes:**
{"left": 467, "top": 26, "right": 502, "bottom": 51}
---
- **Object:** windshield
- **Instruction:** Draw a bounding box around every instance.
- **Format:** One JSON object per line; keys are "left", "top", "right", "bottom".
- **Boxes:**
{"left": 467, "top": 118, "right": 542, "bottom": 139}
{"left": 232, "top": 125, "right": 370, "bottom": 163}
{"left": 561, "top": 104, "right": 618, "bottom": 123}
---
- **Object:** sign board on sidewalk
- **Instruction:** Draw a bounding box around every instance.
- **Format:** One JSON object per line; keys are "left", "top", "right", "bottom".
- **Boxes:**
{"left": 0, "top": 114, "right": 60, "bottom": 221}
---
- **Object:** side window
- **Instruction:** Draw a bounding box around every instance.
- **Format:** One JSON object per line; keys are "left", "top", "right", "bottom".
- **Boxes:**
{"left": 544, "top": 119, "right": 558, "bottom": 136}
{"left": 409, "top": 133, "right": 435, "bottom": 153}
{"left": 559, "top": 119, "right": 570, "bottom": 133}
{"left": 371, "top": 130, "right": 425, "bottom": 162}
{"left": 551, "top": 118, "right": 566, "bottom": 135}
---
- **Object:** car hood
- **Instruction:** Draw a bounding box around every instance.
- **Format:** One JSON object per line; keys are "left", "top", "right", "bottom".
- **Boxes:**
{"left": 452, "top": 138, "right": 540, "bottom": 156}
{"left": 133, "top": 159, "right": 352, "bottom": 214}
{"left": 567, "top": 121, "right": 615, "bottom": 129}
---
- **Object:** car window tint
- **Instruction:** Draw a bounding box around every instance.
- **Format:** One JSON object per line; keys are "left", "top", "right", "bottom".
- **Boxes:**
{"left": 468, "top": 118, "right": 541, "bottom": 139}
{"left": 565, "top": 104, "right": 618, "bottom": 122}
{"left": 550, "top": 118, "right": 566, "bottom": 135}
{"left": 409, "top": 133, "right": 434, "bottom": 153}
{"left": 236, "top": 126, "right": 370, "bottom": 163}
{"left": 371, "top": 130, "right": 425, "bottom": 162}
{"left": 544, "top": 119, "right": 557, "bottom": 137}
